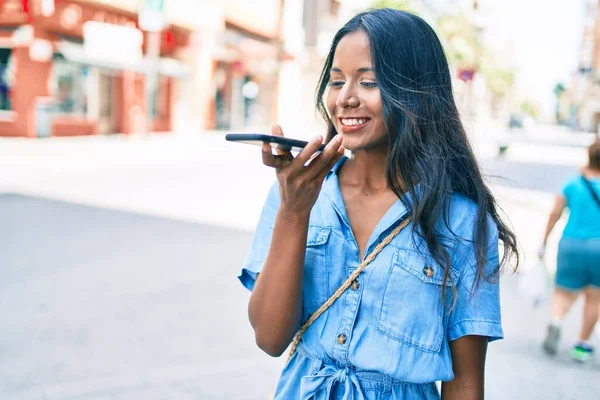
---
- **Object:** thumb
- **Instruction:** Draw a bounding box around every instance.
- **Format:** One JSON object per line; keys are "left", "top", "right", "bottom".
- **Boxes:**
{"left": 271, "top": 124, "right": 285, "bottom": 137}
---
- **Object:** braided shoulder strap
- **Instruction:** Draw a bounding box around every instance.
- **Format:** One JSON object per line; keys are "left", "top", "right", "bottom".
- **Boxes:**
{"left": 287, "top": 217, "right": 411, "bottom": 361}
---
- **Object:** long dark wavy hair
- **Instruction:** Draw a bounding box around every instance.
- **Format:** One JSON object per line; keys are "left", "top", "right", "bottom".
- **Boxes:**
{"left": 316, "top": 9, "right": 519, "bottom": 292}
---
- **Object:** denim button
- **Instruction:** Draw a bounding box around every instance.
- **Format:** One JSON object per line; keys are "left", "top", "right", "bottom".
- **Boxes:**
{"left": 337, "top": 333, "right": 347, "bottom": 345}
{"left": 423, "top": 266, "right": 434, "bottom": 278}
{"left": 351, "top": 280, "right": 360, "bottom": 290}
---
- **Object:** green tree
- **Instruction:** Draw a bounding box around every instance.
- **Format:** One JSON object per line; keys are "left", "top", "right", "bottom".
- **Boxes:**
{"left": 553, "top": 82, "right": 566, "bottom": 123}
{"left": 520, "top": 100, "right": 540, "bottom": 119}
{"left": 480, "top": 59, "right": 514, "bottom": 98}
{"left": 369, "top": 1, "right": 516, "bottom": 108}
{"left": 553, "top": 82, "right": 566, "bottom": 97}
{"left": 436, "top": 12, "right": 482, "bottom": 71}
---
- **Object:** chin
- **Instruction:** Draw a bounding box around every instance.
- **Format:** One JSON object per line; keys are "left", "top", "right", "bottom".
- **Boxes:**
{"left": 341, "top": 142, "right": 366, "bottom": 154}
{"left": 336, "top": 135, "right": 359, "bottom": 150}
{"left": 337, "top": 134, "right": 369, "bottom": 150}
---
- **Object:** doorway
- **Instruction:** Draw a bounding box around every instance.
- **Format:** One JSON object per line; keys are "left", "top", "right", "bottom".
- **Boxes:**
{"left": 97, "top": 72, "right": 116, "bottom": 134}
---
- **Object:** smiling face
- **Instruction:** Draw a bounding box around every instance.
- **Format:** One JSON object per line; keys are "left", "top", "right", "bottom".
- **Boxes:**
{"left": 326, "top": 30, "right": 386, "bottom": 152}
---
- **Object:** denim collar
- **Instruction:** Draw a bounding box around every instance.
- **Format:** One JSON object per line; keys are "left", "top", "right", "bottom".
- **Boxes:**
{"left": 322, "top": 156, "right": 411, "bottom": 260}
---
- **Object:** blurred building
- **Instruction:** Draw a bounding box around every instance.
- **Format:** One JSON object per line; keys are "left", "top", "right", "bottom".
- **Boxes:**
{"left": 0, "top": 0, "right": 288, "bottom": 137}
{"left": 0, "top": 0, "right": 507, "bottom": 138}
{"left": 204, "top": 0, "right": 285, "bottom": 131}
{"left": 0, "top": 0, "right": 194, "bottom": 138}
{"left": 570, "top": 0, "right": 600, "bottom": 132}
{"left": 276, "top": 0, "right": 340, "bottom": 139}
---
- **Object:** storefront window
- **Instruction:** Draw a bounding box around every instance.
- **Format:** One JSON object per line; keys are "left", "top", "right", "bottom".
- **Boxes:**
{"left": 51, "top": 55, "right": 89, "bottom": 115}
{"left": 0, "top": 48, "right": 13, "bottom": 111}
{"left": 214, "top": 63, "right": 231, "bottom": 129}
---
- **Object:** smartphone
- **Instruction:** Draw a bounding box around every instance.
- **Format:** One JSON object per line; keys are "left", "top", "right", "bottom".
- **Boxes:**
{"left": 225, "top": 133, "right": 326, "bottom": 153}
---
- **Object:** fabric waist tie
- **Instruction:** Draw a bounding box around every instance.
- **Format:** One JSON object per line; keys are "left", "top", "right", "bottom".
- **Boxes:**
{"left": 294, "top": 342, "right": 400, "bottom": 399}
{"left": 300, "top": 364, "right": 366, "bottom": 400}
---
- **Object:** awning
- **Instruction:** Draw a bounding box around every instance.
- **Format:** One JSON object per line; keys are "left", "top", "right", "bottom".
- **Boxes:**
{"left": 56, "top": 41, "right": 190, "bottom": 79}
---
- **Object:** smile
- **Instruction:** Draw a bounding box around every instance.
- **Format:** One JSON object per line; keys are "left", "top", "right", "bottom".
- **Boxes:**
{"left": 338, "top": 117, "right": 370, "bottom": 133}
{"left": 340, "top": 118, "right": 369, "bottom": 126}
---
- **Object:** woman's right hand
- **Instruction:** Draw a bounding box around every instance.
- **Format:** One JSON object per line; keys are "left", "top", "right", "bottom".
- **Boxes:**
{"left": 262, "top": 125, "right": 345, "bottom": 219}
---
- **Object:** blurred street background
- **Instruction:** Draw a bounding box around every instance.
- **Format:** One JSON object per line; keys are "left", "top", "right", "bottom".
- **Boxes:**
{"left": 1, "top": 0, "right": 599, "bottom": 399}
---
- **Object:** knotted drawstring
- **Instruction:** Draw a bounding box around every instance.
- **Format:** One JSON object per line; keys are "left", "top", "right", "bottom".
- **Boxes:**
{"left": 300, "top": 365, "right": 365, "bottom": 400}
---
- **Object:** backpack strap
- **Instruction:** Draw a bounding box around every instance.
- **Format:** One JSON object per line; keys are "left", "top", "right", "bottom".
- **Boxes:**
{"left": 582, "top": 175, "right": 600, "bottom": 208}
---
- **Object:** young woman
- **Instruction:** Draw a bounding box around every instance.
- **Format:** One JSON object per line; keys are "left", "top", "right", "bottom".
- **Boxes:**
{"left": 238, "top": 9, "right": 518, "bottom": 399}
{"left": 540, "top": 139, "right": 600, "bottom": 362}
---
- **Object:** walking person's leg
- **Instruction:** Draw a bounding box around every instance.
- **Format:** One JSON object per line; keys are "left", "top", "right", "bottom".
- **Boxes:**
{"left": 571, "top": 287, "right": 600, "bottom": 362}
{"left": 580, "top": 287, "right": 600, "bottom": 341}
{"left": 596, "top": 304, "right": 600, "bottom": 340}
{"left": 571, "top": 237, "right": 600, "bottom": 362}
{"left": 543, "top": 288, "right": 579, "bottom": 355}
{"left": 543, "top": 238, "right": 585, "bottom": 355}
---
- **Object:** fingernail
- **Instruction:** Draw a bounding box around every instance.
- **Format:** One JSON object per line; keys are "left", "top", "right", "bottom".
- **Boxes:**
{"left": 314, "top": 135, "right": 323, "bottom": 142}
{"left": 336, "top": 135, "right": 343, "bottom": 143}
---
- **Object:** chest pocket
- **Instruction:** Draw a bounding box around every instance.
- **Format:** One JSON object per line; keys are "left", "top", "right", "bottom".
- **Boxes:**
{"left": 303, "top": 226, "right": 332, "bottom": 314}
{"left": 378, "top": 249, "right": 453, "bottom": 353}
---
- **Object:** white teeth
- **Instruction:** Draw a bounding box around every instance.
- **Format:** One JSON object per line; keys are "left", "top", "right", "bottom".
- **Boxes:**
{"left": 341, "top": 118, "right": 368, "bottom": 126}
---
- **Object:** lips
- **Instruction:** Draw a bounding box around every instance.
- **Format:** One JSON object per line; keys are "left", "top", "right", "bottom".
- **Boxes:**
{"left": 338, "top": 117, "right": 371, "bottom": 133}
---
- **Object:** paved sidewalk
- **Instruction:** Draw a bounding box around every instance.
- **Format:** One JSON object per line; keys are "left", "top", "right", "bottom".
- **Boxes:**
{"left": 1, "top": 131, "right": 598, "bottom": 399}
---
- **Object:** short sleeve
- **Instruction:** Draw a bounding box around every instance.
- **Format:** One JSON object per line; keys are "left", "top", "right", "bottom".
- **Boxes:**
{"left": 237, "top": 182, "right": 280, "bottom": 292}
{"left": 561, "top": 175, "right": 578, "bottom": 205}
{"left": 447, "top": 225, "right": 503, "bottom": 342}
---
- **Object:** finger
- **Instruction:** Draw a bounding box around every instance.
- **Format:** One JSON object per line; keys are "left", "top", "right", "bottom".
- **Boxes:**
{"left": 262, "top": 142, "right": 276, "bottom": 167}
{"left": 306, "top": 139, "right": 341, "bottom": 164}
{"left": 294, "top": 135, "right": 325, "bottom": 166}
{"left": 306, "top": 135, "right": 343, "bottom": 179}
{"left": 262, "top": 141, "right": 294, "bottom": 170}
{"left": 271, "top": 124, "right": 284, "bottom": 137}
{"left": 272, "top": 124, "right": 293, "bottom": 159}
{"left": 274, "top": 155, "right": 293, "bottom": 169}
{"left": 314, "top": 146, "right": 345, "bottom": 182}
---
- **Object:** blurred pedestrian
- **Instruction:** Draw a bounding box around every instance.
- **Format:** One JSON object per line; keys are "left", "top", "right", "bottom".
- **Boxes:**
{"left": 238, "top": 9, "right": 518, "bottom": 400}
{"left": 540, "top": 139, "right": 600, "bottom": 362}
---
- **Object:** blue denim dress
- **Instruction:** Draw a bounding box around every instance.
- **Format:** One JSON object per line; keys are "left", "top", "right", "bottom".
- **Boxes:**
{"left": 239, "top": 158, "right": 503, "bottom": 399}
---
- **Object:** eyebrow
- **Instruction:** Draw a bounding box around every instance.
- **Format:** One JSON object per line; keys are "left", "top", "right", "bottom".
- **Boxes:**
{"left": 330, "top": 67, "right": 375, "bottom": 73}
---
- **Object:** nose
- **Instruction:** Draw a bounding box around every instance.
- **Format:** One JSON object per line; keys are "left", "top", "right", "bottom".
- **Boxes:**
{"left": 336, "top": 86, "right": 359, "bottom": 109}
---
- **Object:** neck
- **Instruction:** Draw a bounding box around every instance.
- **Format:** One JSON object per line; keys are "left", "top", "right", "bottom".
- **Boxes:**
{"left": 584, "top": 166, "right": 600, "bottom": 177}
{"left": 342, "top": 148, "right": 389, "bottom": 193}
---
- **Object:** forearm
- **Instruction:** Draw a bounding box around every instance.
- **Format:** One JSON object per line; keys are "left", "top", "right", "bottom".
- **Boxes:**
{"left": 542, "top": 212, "right": 561, "bottom": 245}
{"left": 248, "top": 210, "right": 309, "bottom": 356}
{"left": 542, "top": 195, "right": 566, "bottom": 246}
{"left": 442, "top": 335, "right": 487, "bottom": 400}
{"left": 441, "top": 382, "right": 483, "bottom": 400}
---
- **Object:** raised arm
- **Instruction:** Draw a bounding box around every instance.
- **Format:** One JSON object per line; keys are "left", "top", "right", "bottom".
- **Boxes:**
{"left": 248, "top": 126, "right": 344, "bottom": 357}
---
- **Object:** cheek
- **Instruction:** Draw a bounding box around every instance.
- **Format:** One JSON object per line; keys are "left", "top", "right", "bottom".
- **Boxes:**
{"left": 367, "top": 94, "right": 385, "bottom": 135}
{"left": 364, "top": 91, "right": 383, "bottom": 116}
{"left": 373, "top": 93, "right": 384, "bottom": 116}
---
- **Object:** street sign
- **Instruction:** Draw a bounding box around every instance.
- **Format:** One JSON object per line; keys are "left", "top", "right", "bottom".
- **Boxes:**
{"left": 138, "top": 0, "right": 165, "bottom": 32}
